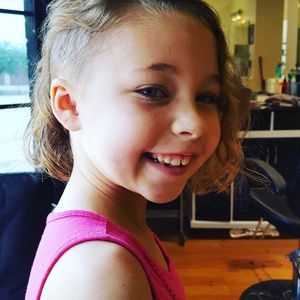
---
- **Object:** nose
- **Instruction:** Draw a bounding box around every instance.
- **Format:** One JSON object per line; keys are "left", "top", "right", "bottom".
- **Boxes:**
{"left": 171, "top": 101, "right": 209, "bottom": 140}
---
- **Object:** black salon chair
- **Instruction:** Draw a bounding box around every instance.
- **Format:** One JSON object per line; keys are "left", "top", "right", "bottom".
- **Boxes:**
{"left": 0, "top": 172, "right": 64, "bottom": 300}
{"left": 240, "top": 158, "right": 300, "bottom": 300}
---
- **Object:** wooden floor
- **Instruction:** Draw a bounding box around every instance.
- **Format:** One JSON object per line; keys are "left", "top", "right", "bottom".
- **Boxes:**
{"left": 163, "top": 238, "right": 298, "bottom": 300}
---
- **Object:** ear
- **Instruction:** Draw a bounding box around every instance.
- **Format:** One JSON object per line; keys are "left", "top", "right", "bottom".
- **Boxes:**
{"left": 50, "top": 78, "right": 81, "bottom": 131}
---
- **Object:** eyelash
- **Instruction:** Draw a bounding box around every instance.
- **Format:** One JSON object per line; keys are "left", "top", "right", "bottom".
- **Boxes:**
{"left": 135, "top": 86, "right": 219, "bottom": 105}
{"left": 135, "top": 85, "right": 169, "bottom": 101}
{"left": 196, "top": 92, "right": 219, "bottom": 105}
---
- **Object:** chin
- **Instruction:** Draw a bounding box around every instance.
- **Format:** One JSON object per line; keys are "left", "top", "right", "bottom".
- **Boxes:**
{"left": 142, "top": 188, "right": 183, "bottom": 204}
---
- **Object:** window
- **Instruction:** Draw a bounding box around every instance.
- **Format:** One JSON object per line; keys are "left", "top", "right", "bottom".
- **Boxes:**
{"left": 0, "top": 0, "right": 47, "bottom": 172}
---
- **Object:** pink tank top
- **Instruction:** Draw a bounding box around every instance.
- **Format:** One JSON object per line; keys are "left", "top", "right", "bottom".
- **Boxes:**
{"left": 25, "top": 210, "right": 185, "bottom": 300}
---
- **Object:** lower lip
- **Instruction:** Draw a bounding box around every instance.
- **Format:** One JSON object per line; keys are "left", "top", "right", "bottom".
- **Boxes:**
{"left": 145, "top": 157, "right": 191, "bottom": 176}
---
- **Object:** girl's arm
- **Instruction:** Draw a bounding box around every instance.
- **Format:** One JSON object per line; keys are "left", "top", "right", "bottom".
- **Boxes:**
{"left": 41, "top": 240, "right": 152, "bottom": 299}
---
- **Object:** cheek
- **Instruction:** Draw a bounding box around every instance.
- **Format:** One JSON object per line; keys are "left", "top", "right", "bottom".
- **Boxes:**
{"left": 205, "top": 115, "right": 221, "bottom": 155}
{"left": 99, "top": 114, "right": 157, "bottom": 156}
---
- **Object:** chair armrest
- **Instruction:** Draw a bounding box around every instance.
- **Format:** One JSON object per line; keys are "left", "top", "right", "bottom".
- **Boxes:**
{"left": 245, "top": 158, "right": 287, "bottom": 194}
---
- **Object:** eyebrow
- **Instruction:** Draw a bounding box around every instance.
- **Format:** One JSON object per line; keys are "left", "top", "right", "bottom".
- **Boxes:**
{"left": 134, "top": 63, "right": 179, "bottom": 75}
{"left": 138, "top": 62, "right": 221, "bottom": 84}
{"left": 206, "top": 73, "right": 221, "bottom": 85}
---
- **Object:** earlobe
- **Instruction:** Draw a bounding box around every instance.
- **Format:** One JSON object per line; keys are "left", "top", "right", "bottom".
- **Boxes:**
{"left": 50, "top": 79, "right": 81, "bottom": 131}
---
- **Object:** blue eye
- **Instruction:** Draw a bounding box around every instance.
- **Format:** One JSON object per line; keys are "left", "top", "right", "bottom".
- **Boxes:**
{"left": 136, "top": 86, "right": 169, "bottom": 100}
{"left": 196, "top": 92, "right": 219, "bottom": 104}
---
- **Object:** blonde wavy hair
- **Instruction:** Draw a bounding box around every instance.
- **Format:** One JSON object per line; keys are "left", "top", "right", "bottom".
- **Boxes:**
{"left": 25, "top": 0, "right": 250, "bottom": 194}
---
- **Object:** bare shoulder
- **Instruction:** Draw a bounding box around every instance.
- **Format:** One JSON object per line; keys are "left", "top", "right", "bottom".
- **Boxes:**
{"left": 41, "top": 240, "right": 152, "bottom": 300}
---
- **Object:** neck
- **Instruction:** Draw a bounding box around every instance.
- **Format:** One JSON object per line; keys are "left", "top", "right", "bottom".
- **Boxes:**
{"left": 55, "top": 166, "right": 149, "bottom": 234}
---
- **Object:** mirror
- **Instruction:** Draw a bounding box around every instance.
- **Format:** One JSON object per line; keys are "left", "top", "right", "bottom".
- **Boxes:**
{"left": 206, "top": 0, "right": 256, "bottom": 80}
{"left": 206, "top": 0, "right": 299, "bottom": 92}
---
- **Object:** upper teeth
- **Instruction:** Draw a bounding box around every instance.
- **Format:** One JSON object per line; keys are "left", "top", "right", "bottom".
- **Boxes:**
{"left": 150, "top": 154, "right": 192, "bottom": 166}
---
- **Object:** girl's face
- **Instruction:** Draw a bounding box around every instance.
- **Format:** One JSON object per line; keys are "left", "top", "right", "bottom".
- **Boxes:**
{"left": 74, "top": 12, "right": 221, "bottom": 202}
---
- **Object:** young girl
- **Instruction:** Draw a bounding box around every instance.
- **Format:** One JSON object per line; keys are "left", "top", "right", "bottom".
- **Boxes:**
{"left": 25, "top": 0, "right": 249, "bottom": 299}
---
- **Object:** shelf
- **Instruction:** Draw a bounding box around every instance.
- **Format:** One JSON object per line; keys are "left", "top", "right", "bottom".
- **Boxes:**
{"left": 190, "top": 219, "right": 269, "bottom": 229}
{"left": 241, "top": 130, "right": 300, "bottom": 138}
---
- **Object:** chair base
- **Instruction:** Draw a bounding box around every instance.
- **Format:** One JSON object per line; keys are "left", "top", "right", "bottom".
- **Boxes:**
{"left": 240, "top": 280, "right": 294, "bottom": 300}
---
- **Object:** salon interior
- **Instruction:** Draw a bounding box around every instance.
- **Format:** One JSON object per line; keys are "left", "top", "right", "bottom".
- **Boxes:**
{"left": 0, "top": 0, "right": 300, "bottom": 299}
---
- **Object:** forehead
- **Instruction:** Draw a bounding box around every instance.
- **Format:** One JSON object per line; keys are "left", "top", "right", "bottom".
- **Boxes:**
{"left": 89, "top": 12, "right": 218, "bottom": 78}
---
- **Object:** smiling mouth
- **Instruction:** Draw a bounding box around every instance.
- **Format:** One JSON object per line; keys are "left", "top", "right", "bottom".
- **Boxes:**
{"left": 144, "top": 152, "right": 193, "bottom": 168}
